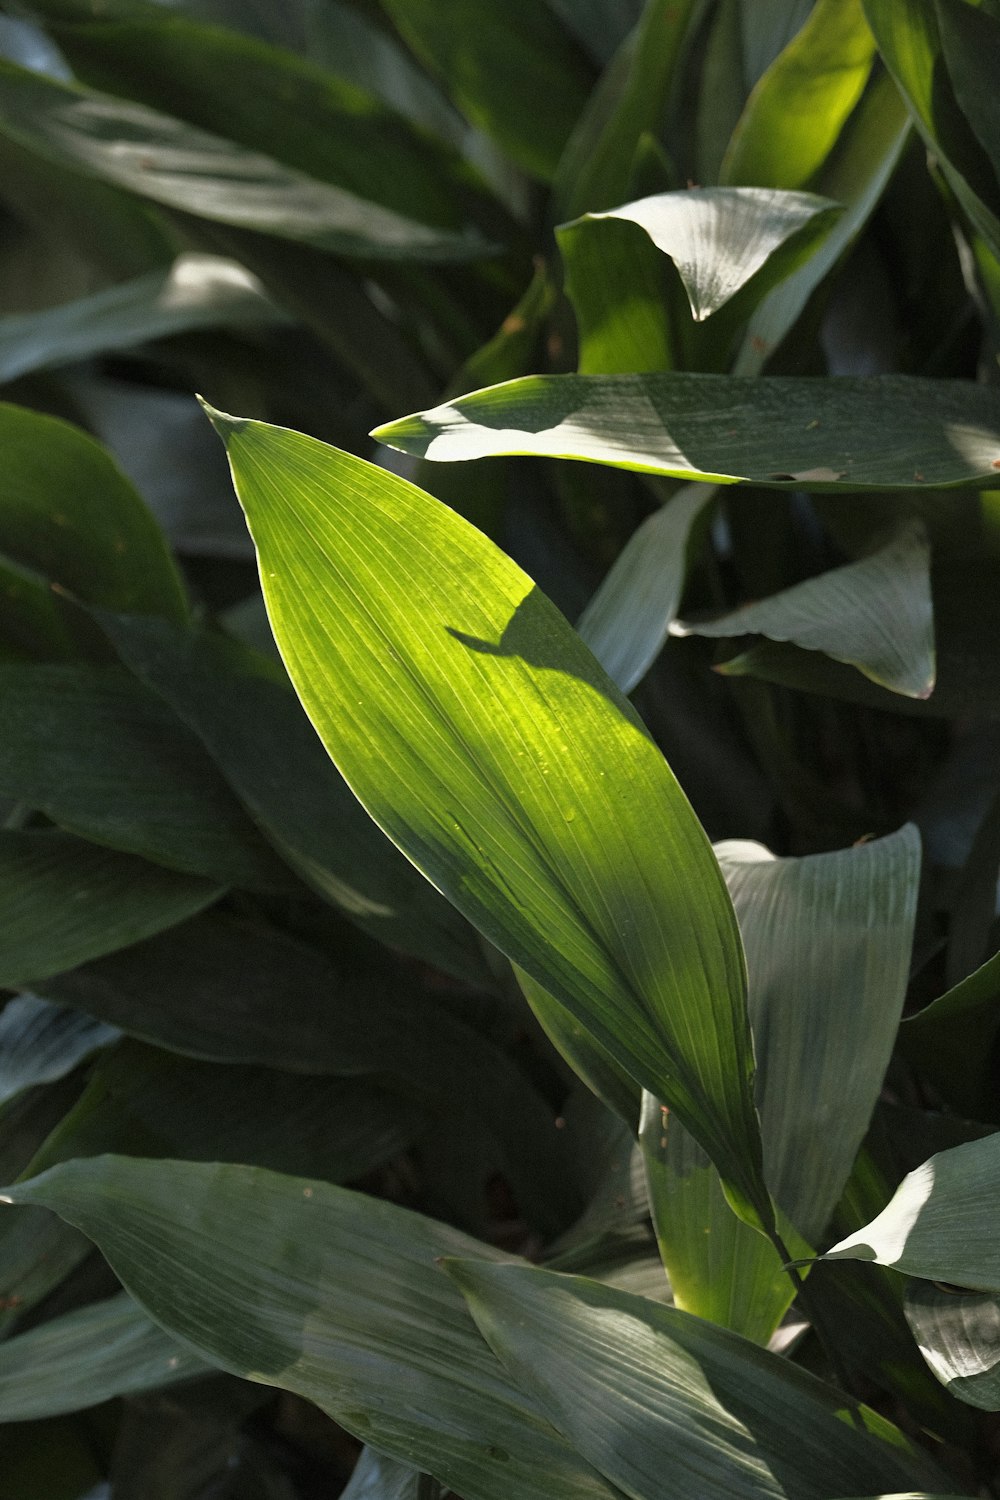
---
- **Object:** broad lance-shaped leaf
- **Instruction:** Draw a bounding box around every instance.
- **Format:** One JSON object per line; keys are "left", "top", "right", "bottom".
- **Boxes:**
{"left": 904, "top": 1282, "right": 1000, "bottom": 1412}
{"left": 0, "top": 830, "right": 222, "bottom": 988}
{"left": 0, "top": 402, "right": 187, "bottom": 624}
{"left": 445, "top": 1261, "right": 950, "bottom": 1500}
{"left": 0, "top": 1156, "right": 622, "bottom": 1500}
{"left": 559, "top": 187, "right": 838, "bottom": 322}
{"left": 210, "top": 407, "right": 770, "bottom": 1227}
{"left": 0, "top": 995, "right": 118, "bottom": 1109}
{"left": 642, "top": 826, "right": 921, "bottom": 1343}
{"left": 374, "top": 373, "right": 1000, "bottom": 492}
{"left": 577, "top": 485, "right": 714, "bottom": 694}
{"left": 0, "top": 253, "right": 281, "bottom": 385}
{"left": 0, "top": 1293, "right": 209, "bottom": 1420}
{"left": 673, "top": 518, "right": 935, "bottom": 700}
{"left": 822, "top": 1132, "right": 1000, "bottom": 1290}
{"left": 0, "top": 59, "right": 493, "bottom": 263}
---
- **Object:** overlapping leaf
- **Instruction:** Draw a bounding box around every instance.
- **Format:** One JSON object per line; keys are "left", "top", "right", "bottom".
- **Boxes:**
{"left": 374, "top": 373, "right": 1000, "bottom": 491}
{"left": 0, "top": 1156, "right": 623, "bottom": 1500}
{"left": 211, "top": 409, "right": 770, "bottom": 1225}
{"left": 0, "top": 994, "right": 118, "bottom": 1109}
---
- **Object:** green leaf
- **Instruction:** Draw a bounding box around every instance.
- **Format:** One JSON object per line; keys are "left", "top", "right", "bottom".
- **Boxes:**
{"left": 674, "top": 518, "right": 935, "bottom": 699}
{"left": 822, "top": 1132, "right": 1000, "bottom": 1290}
{"left": 904, "top": 1282, "right": 1000, "bottom": 1411}
{"left": 721, "top": 0, "right": 876, "bottom": 188}
{"left": 0, "top": 663, "right": 299, "bottom": 888}
{"left": 899, "top": 950, "right": 1000, "bottom": 1116}
{"left": 553, "top": 0, "right": 697, "bottom": 220}
{"left": 341, "top": 1447, "right": 441, "bottom": 1500}
{"left": 0, "top": 252, "right": 280, "bottom": 385}
{"left": 374, "top": 373, "right": 1000, "bottom": 491}
{"left": 29, "top": 1036, "right": 431, "bottom": 1186}
{"left": 732, "top": 69, "right": 910, "bottom": 374}
{"left": 0, "top": 994, "right": 118, "bottom": 1109}
{"left": 0, "top": 1293, "right": 209, "bottom": 1420}
{"left": 378, "top": 0, "right": 594, "bottom": 181}
{"left": 100, "top": 616, "right": 488, "bottom": 981}
{"left": 561, "top": 188, "right": 838, "bottom": 322}
{"left": 576, "top": 484, "right": 715, "bottom": 693}
{"left": 210, "top": 409, "right": 770, "bottom": 1227}
{"left": 446, "top": 1260, "right": 949, "bottom": 1500}
{"left": 0, "top": 402, "right": 188, "bottom": 624}
{"left": 37, "top": 6, "right": 508, "bottom": 235}
{"left": 0, "top": 1156, "right": 622, "bottom": 1500}
{"left": 0, "top": 59, "right": 493, "bottom": 261}
{"left": 935, "top": 0, "right": 1000, "bottom": 193}
{"left": 0, "top": 830, "right": 222, "bottom": 988}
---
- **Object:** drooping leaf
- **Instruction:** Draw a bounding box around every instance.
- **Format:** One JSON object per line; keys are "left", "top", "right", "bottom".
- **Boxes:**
{"left": 721, "top": 0, "right": 876, "bottom": 188}
{"left": 100, "top": 615, "right": 489, "bottom": 981}
{"left": 0, "top": 830, "right": 222, "bottom": 988}
{"left": 210, "top": 408, "right": 770, "bottom": 1227}
{"left": 0, "top": 59, "right": 493, "bottom": 261}
{"left": 673, "top": 518, "right": 935, "bottom": 699}
{"left": 378, "top": 0, "right": 594, "bottom": 181}
{"left": 0, "top": 1293, "right": 209, "bottom": 1420}
{"left": 576, "top": 484, "right": 715, "bottom": 693}
{"left": 0, "top": 402, "right": 188, "bottom": 624}
{"left": 0, "top": 1156, "right": 623, "bottom": 1500}
{"left": 0, "top": 994, "right": 118, "bottom": 1109}
{"left": 0, "top": 663, "right": 299, "bottom": 888}
{"left": 904, "top": 1281, "right": 1000, "bottom": 1412}
{"left": 446, "top": 1260, "right": 949, "bottom": 1500}
{"left": 374, "top": 372, "right": 1000, "bottom": 491}
{"left": 0, "top": 253, "right": 280, "bottom": 385}
{"left": 822, "top": 1132, "right": 1000, "bottom": 1290}
{"left": 561, "top": 188, "right": 838, "bottom": 322}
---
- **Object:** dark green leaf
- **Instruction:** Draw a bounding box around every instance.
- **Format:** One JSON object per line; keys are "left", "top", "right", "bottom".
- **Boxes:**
{"left": 0, "top": 663, "right": 299, "bottom": 888}
{"left": 0, "top": 1156, "right": 623, "bottom": 1500}
{"left": 674, "top": 518, "right": 935, "bottom": 699}
{"left": 446, "top": 1260, "right": 949, "bottom": 1500}
{"left": 0, "top": 253, "right": 279, "bottom": 385}
{"left": 379, "top": 0, "right": 594, "bottom": 181}
{"left": 211, "top": 409, "right": 770, "bottom": 1227}
{"left": 0, "top": 59, "right": 493, "bottom": 261}
{"left": 0, "top": 1293, "right": 208, "bottom": 1420}
{"left": 374, "top": 373, "right": 1000, "bottom": 491}
{"left": 100, "top": 616, "right": 489, "bottom": 981}
{"left": 900, "top": 950, "right": 1000, "bottom": 1116}
{"left": 0, "top": 402, "right": 188, "bottom": 623}
{"left": 0, "top": 830, "right": 222, "bottom": 988}
{"left": 0, "top": 994, "right": 118, "bottom": 1108}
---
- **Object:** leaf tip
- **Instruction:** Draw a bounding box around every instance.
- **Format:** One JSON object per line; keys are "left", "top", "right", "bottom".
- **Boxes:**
{"left": 197, "top": 396, "right": 248, "bottom": 444}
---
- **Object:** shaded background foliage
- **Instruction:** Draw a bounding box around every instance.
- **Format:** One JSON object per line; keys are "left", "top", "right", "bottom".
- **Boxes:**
{"left": 0, "top": 0, "right": 998, "bottom": 1496}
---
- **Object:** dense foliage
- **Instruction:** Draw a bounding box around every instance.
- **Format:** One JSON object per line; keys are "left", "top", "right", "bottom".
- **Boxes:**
{"left": 0, "top": 0, "right": 999, "bottom": 1496}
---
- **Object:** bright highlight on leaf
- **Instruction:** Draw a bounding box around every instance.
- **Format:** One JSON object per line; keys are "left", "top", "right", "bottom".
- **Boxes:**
{"left": 207, "top": 405, "right": 771, "bottom": 1225}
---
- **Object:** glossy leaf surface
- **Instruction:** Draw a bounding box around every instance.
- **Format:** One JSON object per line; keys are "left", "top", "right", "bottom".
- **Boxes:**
{"left": 0, "top": 1156, "right": 621, "bottom": 1500}
{"left": 674, "top": 518, "right": 935, "bottom": 699}
{"left": 375, "top": 374, "right": 1000, "bottom": 491}
{"left": 904, "top": 1282, "right": 1000, "bottom": 1411}
{"left": 823, "top": 1133, "right": 1000, "bottom": 1290}
{"left": 447, "top": 1260, "right": 948, "bottom": 1500}
{"left": 0, "top": 994, "right": 118, "bottom": 1108}
{"left": 212, "top": 410, "right": 769, "bottom": 1224}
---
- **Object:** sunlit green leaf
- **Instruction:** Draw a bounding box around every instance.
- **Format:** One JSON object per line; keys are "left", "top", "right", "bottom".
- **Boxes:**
{"left": 375, "top": 372, "right": 1000, "bottom": 491}
{"left": 0, "top": 1293, "right": 208, "bottom": 1420}
{"left": 446, "top": 1260, "right": 949, "bottom": 1500}
{"left": 904, "top": 1281, "right": 1000, "bottom": 1411}
{"left": 822, "top": 1132, "right": 1000, "bottom": 1290}
{"left": 721, "top": 0, "right": 876, "bottom": 188}
{"left": 674, "top": 518, "right": 935, "bottom": 699}
{"left": 0, "top": 1156, "right": 622, "bottom": 1500}
{"left": 210, "top": 408, "right": 770, "bottom": 1226}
